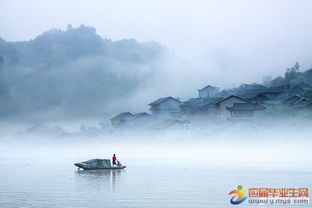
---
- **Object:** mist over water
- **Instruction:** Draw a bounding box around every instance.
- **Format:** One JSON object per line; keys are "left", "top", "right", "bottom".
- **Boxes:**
{"left": 1, "top": 118, "right": 311, "bottom": 166}
{"left": 1, "top": 124, "right": 311, "bottom": 208}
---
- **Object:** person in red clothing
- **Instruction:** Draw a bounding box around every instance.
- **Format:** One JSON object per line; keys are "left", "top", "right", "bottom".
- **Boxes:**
{"left": 112, "top": 154, "right": 117, "bottom": 166}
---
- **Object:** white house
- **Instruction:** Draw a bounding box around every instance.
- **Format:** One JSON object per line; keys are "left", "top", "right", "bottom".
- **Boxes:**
{"left": 212, "top": 95, "right": 247, "bottom": 120}
{"left": 198, "top": 85, "right": 220, "bottom": 98}
{"left": 149, "top": 97, "right": 182, "bottom": 119}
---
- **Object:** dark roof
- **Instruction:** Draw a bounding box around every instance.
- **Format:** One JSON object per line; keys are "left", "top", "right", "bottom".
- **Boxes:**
{"left": 272, "top": 76, "right": 285, "bottom": 82}
{"left": 250, "top": 93, "right": 268, "bottom": 100}
{"left": 289, "top": 86, "right": 305, "bottom": 96}
{"left": 230, "top": 84, "right": 269, "bottom": 97}
{"left": 149, "top": 96, "right": 181, "bottom": 106}
{"left": 213, "top": 95, "right": 247, "bottom": 104}
{"left": 111, "top": 112, "right": 133, "bottom": 121}
{"left": 235, "top": 85, "right": 287, "bottom": 101}
{"left": 194, "top": 97, "right": 223, "bottom": 107}
{"left": 237, "top": 84, "right": 268, "bottom": 90}
{"left": 133, "top": 112, "right": 154, "bottom": 119}
{"left": 282, "top": 94, "right": 305, "bottom": 105}
{"left": 180, "top": 97, "right": 223, "bottom": 108}
{"left": 227, "top": 103, "right": 265, "bottom": 111}
{"left": 198, "top": 85, "right": 217, "bottom": 91}
{"left": 180, "top": 98, "right": 202, "bottom": 107}
{"left": 291, "top": 99, "right": 312, "bottom": 108}
{"left": 218, "top": 90, "right": 232, "bottom": 97}
{"left": 274, "top": 76, "right": 285, "bottom": 80}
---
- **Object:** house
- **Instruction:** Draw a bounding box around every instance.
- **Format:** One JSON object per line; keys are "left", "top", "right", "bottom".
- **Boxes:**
{"left": 110, "top": 112, "right": 134, "bottom": 128}
{"left": 289, "top": 85, "right": 305, "bottom": 96}
{"left": 286, "top": 82, "right": 311, "bottom": 96}
{"left": 230, "top": 84, "right": 270, "bottom": 101}
{"left": 248, "top": 87, "right": 289, "bottom": 106}
{"left": 180, "top": 97, "right": 223, "bottom": 119}
{"left": 180, "top": 98, "right": 203, "bottom": 114}
{"left": 149, "top": 97, "right": 182, "bottom": 118}
{"left": 233, "top": 84, "right": 289, "bottom": 106}
{"left": 111, "top": 75, "right": 312, "bottom": 129}
{"left": 281, "top": 94, "right": 307, "bottom": 105}
{"left": 122, "top": 112, "right": 157, "bottom": 129}
{"left": 233, "top": 84, "right": 268, "bottom": 93}
{"left": 198, "top": 85, "right": 220, "bottom": 98}
{"left": 132, "top": 112, "right": 155, "bottom": 122}
{"left": 290, "top": 99, "right": 312, "bottom": 110}
{"left": 226, "top": 103, "right": 265, "bottom": 119}
{"left": 218, "top": 90, "right": 232, "bottom": 97}
{"left": 181, "top": 95, "right": 247, "bottom": 120}
{"left": 212, "top": 95, "right": 247, "bottom": 120}
{"left": 249, "top": 93, "right": 268, "bottom": 103}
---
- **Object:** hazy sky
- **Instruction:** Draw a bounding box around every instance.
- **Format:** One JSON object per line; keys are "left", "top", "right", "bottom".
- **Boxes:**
{"left": 1, "top": 0, "right": 312, "bottom": 85}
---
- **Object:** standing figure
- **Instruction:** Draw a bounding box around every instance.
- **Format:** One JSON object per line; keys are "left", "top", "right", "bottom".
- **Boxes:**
{"left": 112, "top": 154, "right": 117, "bottom": 166}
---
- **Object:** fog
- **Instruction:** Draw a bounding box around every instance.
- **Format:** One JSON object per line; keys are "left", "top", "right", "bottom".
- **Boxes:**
{"left": 1, "top": 0, "right": 312, "bottom": 85}
{"left": 1, "top": 2, "right": 312, "bottom": 208}
{"left": 1, "top": 117, "right": 311, "bottom": 167}
{"left": 1, "top": 1, "right": 312, "bottom": 120}
{"left": 0, "top": 0, "right": 311, "bottom": 164}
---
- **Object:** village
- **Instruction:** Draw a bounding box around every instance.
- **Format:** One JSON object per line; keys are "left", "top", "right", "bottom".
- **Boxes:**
{"left": 111, "top": 71, "right": 312, "bottom": 131}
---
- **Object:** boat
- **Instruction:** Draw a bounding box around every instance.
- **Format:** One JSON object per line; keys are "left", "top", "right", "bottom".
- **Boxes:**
{"left": 74, "top": 159, "right": 126, "bottom": 170}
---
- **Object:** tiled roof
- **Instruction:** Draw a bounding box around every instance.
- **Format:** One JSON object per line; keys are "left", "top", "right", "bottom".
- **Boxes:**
{"left": 111, "top": 112, "right": 133, "bottom": 121}
{"left": 282, "top": 94, "right": 305, "bottom": 105}
{"left": 198, "top": 85, "right": 217, "bottom": 91}
{"left": 133, "top": 112, "right": 154, "bottom": 119}
{"left": 149, "top": 97, "right": 181, "bottom": 106}
{"left": 180, "top": 98, "right": 202, "bottom": 107}
{"left": 181, "top": 97, "right": 223, "bottom": 108}
{"left": 291, "top": 99, "right": 312, "bottom": 108}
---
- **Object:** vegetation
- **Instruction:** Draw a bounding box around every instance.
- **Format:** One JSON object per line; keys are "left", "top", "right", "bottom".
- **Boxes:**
{"left": 1, "top": 25, "right": 312, "bottom": 120}
{"left": 0, "top": 25, "right": 165, "bottom": 118}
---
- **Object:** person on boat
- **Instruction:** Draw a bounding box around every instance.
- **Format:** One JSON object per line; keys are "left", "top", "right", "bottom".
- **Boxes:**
{"left": 116, "top": 160, "right": 122, "bottom": 167}
{"left": 112, "top": 154, "right": 117, "bottom": 166}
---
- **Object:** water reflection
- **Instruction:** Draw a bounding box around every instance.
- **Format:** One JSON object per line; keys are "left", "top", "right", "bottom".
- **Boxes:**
{"left": 76, "top": 169, "right": 113, "bottom": 176}
{"left": 75, "top": 169, "right": 125, "bottom": 193}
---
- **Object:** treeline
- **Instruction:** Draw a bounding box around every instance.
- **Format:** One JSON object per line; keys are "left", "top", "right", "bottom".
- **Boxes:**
{"left": 263, "top": 62, "right": 312, "bottom": 98}
{"left": 0, "top": 25, "right": 165, "bottom": 119}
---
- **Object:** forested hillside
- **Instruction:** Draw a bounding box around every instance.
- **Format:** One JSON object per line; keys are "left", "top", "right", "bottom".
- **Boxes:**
{"left": 0, "top": 25, "right": 165, "bottom": 119}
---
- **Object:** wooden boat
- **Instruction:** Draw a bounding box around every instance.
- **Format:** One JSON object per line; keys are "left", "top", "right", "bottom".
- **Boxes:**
{"left": 74, "top": 159, "right": 126, "bottom": 170}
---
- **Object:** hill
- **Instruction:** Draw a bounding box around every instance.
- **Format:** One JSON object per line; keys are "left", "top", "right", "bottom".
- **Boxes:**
{"left": 0, "top": 25, "right": 165, "bottom": 119}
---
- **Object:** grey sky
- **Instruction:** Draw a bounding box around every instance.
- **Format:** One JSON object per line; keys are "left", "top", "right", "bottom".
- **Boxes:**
{"left": 1, "top": 0, "right": 312, "bottom": 86}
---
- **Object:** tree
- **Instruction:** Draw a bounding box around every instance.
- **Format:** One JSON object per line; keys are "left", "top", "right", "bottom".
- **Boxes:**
{"left": 285, "top": 62, "right": 300, "bottom": 84}
{"left": 293, "top": 62, "right": 300, "bottom": 71}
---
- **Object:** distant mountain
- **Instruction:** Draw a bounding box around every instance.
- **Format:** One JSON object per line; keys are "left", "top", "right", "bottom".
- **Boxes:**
{"left": 0, "top": 25, "right": 165, "bottom": 119}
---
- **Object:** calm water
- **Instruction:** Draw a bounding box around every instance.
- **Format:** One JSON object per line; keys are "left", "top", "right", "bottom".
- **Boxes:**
{"left": 0, "top": 142, "right": 311, "bottom": 208}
